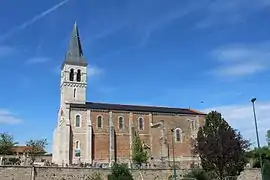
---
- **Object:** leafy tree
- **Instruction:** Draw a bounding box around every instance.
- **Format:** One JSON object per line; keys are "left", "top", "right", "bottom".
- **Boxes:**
{"left": 262, "top": 160, "right": 270, "bottom": 180}
{"left": 107, "top": 163, "right": 134, "bottom": 180}
{"left": 194, "top": 111, "right": 250, "bottom": 180}
{"left": 0, "top": 132, "right": 18, "bottom": 155}
{"left": 267, "top": 130, "right": 270, "bottom": 147}
{"left": 132, "top": 132, "right": 148, "bottom": 166}
{"left": 245, "top": 146, "right": 270, "bottom": 168}
{"left": 26, "top": 139, "right": 48, "bottom": 164}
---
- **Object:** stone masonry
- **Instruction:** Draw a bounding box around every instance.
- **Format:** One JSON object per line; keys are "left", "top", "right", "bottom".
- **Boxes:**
{"left": 0, "top": 166, "right": 262, "bottom": 180}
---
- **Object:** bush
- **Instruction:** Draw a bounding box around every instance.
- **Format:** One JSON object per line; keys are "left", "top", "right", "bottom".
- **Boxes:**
{"left": 87, "top": 172, "right": 103, "bottom": 180}
{"left": 107, "top": 163, "right": 133, "bottom": 180}
{"left": 183, "top": 169, "right": 209, "bottom": 180}
{"left": 263, "top": 160, "right": 270, "bottom": 180}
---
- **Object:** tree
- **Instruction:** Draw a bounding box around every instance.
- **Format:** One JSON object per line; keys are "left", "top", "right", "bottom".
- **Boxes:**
{"left": 245, "top": 146, "right": 270, "bottom": 168}
{"left": 26, "top": 139, "right": 48, "bottom": 164}
{"left": 194, "top": 111, "right": 250, "bottom": 180}
{"left": 132, "top": 131, "right": 148, "bottom": 167}
{"left": 262, "top": 160, "right": 270, "bottom": 180}
{"left": 0, "top": 132, "right": 18, "bottom": 155}
{"left": 107, "top": 163, "right": 134, "bottom": 180}
{"left": 266, "top": 130, "right": 270, "bottom": 147}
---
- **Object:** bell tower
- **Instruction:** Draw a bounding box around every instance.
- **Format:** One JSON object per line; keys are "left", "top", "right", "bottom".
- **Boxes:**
{"left": 60, "top": 22, "right": 87, "bottom": 104}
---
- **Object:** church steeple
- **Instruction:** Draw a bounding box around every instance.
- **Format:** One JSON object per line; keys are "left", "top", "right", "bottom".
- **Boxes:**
{"left": 61, "top": 22, "right": 87, "bottom": 69}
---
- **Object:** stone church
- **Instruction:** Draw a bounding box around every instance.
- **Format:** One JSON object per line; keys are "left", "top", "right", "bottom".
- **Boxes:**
{"left": 52, "top": 23, "right": 206, "bottom": 168}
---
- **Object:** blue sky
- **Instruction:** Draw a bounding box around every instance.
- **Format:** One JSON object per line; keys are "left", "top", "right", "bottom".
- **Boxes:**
{"left": 0, "top": 0, "right": 270, "bottom": 152}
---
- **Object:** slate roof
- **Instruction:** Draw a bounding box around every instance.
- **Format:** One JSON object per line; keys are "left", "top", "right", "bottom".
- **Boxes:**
{"left": 70, "top": 102, "right": 206, "bottom": 115}
{"left": 61, "top": 22, "right": 87, "bottom": 69}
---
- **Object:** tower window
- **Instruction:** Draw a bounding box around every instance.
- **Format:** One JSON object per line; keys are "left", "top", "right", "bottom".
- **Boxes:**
{"left": 76, "top": 69, "right": 81, "bottom": 82}
{"left": 118, "top": 116, "right": 124, "bottom": 129}
{"left": 138, "top": 117, "right": 144, "bottom": 130}
{"left": 73, "top": 88, "right": 76, "bottom": 99}
{"left": 97, "top": 115, "right": 103, "bottom": 128}
{"left": 75, "top": 115, "right": 80, "bottom": 127}
{"left": 69, "top": 69, "right": 74, "bottom": 81}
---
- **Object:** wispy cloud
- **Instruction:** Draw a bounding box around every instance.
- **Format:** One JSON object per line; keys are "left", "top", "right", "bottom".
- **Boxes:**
{"left": 139, "top": 2, "right": 202, "bottom": 46}
{"left": 0, "top": 109, "right": 22, "bottom": 125}
{"left": 0, "top": 0, "right": 70, "bottom": 42}
{"left": 210, "top": 42, "right": 270, "bottom": 77}
{"left": 0, "top": 45, "right": 15, "bottom": 57}
{"left": 196, "top": 0, "right": 270, "bottom": 28}
{"left": 202, "top": 102, "right": 270, "bottom": 146}
{"left": 87, "top": 24, "right": 128, "bottom": 43}
{"left": 87, "top": 65, "right": 103, "bottom": 77}
{"left": 25, "top": 57, "right": 51, "bottom": 64}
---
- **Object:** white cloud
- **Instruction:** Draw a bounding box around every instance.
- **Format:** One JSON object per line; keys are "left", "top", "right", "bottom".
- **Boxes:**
{"left": 0, "top": 46, "right": 14, "bottom": 57}
{"left": 210, "top": 42, "right": 270, "bottom": 77}
{"left": 202, "top": 102, "right": 270, "bottom": 146}
{"left": 87, "top": 65, "right": 103, "bottom": 77}
{"left": 25, "top": 57, "right": 51, "bottom": 64}
{"left": 0, "top": 109, "right": 23, "bottom": 125}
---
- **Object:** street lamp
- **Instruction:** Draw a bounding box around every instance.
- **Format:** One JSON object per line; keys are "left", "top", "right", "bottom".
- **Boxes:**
{"left": 171, "top": 128, "right": 177, "bottom": 180}
{"left": 251, "top": 98, "right": 263, "bottom": 179}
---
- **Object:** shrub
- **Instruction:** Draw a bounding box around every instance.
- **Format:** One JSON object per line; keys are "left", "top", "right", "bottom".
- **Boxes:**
{"left": 183, "top": 169, "right": 209, "bottom": 180}
{"left": 263, "top": 160, "right": 270, "bottom": 180}
{"left": 107, "top": 163, "right": 133, "bottom": 180}
{"left": 87, "top": 172, "right": 103, "bottom": 180}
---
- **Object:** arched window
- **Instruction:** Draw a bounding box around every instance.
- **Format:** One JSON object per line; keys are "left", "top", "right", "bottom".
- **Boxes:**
{"left": 118, "top": 116, "right": 124, "bottom": 129}
{"left": 138, "top": 117, "right": 144, "bottom": 130}
{"left": 191, "top": 120, "right": 196, "bottom": 131}
{"left": 75, "top": 141, "right": 80, "bottom": 149}
{"left": 73, "top": 88, "right": 76, "bottom": 99}
{"left": 69, "top": 69, "right": 74, "bottom": 81}
{"left": 76, "top": 69, "right": 81, "bottom": 82}
{"left": 175, "top": 128, "right": 182, "bottom": 142}
{"left": 75, "top": 115, "right": 80, "bottom": 127}
{"left": 97, "top": 115, "right": 103, "bottom": 128}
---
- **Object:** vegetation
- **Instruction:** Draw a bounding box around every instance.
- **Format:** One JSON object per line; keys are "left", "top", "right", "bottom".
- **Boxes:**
{"left": 245, "top": 146, "right": 270, "bottom": 168}
{"left": 183, "top": 169, "right": 209, "bottom": 180}
{"left": 267, "top": 130, "right": 270, "bottom": 147}
{"left": 107, "top": 163, "right": 134, "bottom": 180}
{"left": 194, "top": 111, "right": 250, "bottom": 180}
{"left": 262, "top": 160, "right": 270, "bottom": 179}
{"left": 0, "top": 132, "right": 18, "bottom": 155}
{"left": 26, "top": 139, "right": 48, "bottom": 164}
{"left": 86, "top": 172, "right": 103, "bottom": 180}
{"left": 132, "top": 131, "right": 148, "bottom": 166}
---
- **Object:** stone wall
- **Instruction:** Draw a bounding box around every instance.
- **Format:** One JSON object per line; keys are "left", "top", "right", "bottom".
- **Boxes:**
{"left": 0, "top": 166, "right": 261, "bottom": 180}
{"left": 237, "top": 168, "right": 261, "bottom": 180}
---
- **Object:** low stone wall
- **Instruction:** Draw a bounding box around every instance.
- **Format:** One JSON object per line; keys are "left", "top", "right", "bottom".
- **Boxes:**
{"left": 0, "top": 166, "right": 261, "bottom": 180}
{"left": 237, "top": 168, "right": 261, "bottom": 180}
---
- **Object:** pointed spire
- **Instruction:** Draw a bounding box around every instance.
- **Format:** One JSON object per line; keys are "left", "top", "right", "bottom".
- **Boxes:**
{"left": 62, "top": 22, "right": 87, "bottom": 68}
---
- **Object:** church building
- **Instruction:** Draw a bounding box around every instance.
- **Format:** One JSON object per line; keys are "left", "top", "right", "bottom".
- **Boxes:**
{"left": 52, "top": 23, "right": 206, "bottom": 168}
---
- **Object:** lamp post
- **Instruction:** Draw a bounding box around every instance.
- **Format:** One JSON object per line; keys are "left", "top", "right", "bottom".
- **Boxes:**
{"left": 251, "top": 98, "right": 264, "bottom": 180}
{"left": 171, "top": 129, "right": 177, "bottom": 180}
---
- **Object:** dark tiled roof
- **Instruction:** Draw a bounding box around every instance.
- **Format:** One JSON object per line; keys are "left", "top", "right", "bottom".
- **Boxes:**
{"left": 70, "top": 102, "right": 206, "bottom": 115}
{"left": 61, "top": 22, "right": 87, "bottom": 69}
